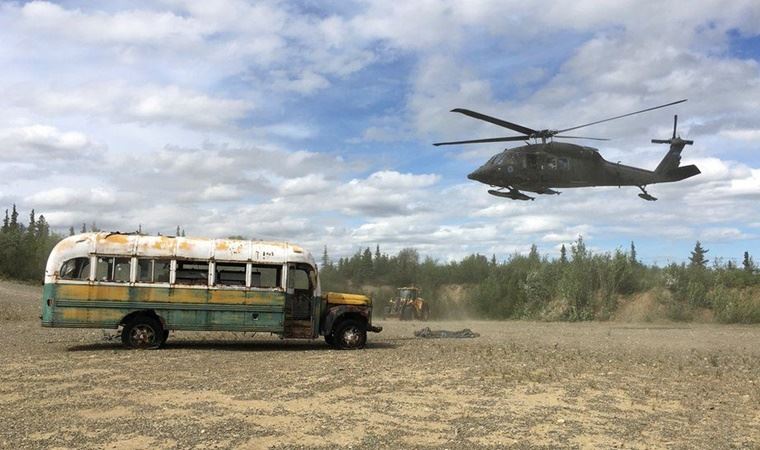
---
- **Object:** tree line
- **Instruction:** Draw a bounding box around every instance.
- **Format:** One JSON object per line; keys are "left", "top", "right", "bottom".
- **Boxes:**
{"left": 321, "top": 239, "right": 759, "bottom": 323}
{"left": 0, "top": 205, "right": 61, "bottom": 280}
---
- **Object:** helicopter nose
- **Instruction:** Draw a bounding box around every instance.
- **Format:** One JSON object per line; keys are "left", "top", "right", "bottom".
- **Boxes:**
{"left": 467, "top": 165, "right": 487, "bottom": 182}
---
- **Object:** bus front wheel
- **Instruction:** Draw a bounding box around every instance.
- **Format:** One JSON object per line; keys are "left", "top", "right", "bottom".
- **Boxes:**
{"left": 121, "top": 316, "right": 164, "bottom": 349}
{"left": 333, "top": 319, "right": 367, "bottom": 350}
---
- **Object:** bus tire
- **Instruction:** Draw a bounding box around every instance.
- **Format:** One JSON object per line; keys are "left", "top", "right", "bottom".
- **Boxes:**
{"left": 121, "top": 315, "right": 164, "bottom": 349}
{"left": 333, "top": 319, "right": 367, "bottom": 350}
{"left": 324, "top": 333, "right": 337, "bottom": 347}
{"left": 160, "top": 330, "right": 170, "bottom": 347}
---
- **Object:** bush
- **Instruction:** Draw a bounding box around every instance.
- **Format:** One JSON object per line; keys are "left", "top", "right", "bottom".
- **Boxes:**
{"left": 710, "top": 286, "right": 760, "bottom": 323}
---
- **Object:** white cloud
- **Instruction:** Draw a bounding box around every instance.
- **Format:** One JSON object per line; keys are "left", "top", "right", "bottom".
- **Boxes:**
{"left": 0, "top": 124, "right": 100, "bottom": 160}
{"left": 199, "top": 185, "right": 243, "bottom": 202}
{"left": 720, "top": 129, "right": 760, "bottom": 141}
{"left": 10, "top": 83, "right": 250, "bottom": 130}
{"left": 24, "top": 187, "right": 118, "bottom": 209}
{"left": 18, "top": 1, "right": 207, "bottom": 46}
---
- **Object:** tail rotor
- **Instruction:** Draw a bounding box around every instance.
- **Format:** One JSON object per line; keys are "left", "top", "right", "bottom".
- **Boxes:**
{"left": 652, "top": 115, "right": 693, "bottom": 146}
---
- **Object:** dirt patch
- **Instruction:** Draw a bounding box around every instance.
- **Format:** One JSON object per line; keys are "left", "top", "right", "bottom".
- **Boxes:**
{"left": 1, "top": 280, "right": 759, "bottom": 449}
{"left": 613, "top": 290, "right": 669, "bottom": 322}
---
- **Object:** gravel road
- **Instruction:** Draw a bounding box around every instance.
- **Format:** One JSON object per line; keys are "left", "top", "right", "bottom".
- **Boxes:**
{"left": 1, "top": 281, "right": 758, "bottom": 449}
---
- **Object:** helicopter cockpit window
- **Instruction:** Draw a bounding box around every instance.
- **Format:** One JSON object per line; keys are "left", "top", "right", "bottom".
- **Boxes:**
{"left": 558, "top": 158, "right": 569, "bottom": 170}
{"left": 486, "top": 155, "right": 499, "bottom": 165}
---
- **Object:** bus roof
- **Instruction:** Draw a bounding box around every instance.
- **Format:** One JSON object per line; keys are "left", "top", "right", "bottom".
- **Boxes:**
{"left": 45, "top": 232, "right": 316, "bottom": 280}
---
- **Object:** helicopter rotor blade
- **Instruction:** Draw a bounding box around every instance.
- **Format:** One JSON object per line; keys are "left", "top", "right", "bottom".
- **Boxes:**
{"left": 556, "top": 99, "right": 687, "bottom": 134}
{"left": 553, "top": 135, "right": 610, "bottom": 141}
{"left": 450, "top": 108, "right": 537, "bottom": 136}
{"left": 672, "top": 114, "right": 678, "bottom": 139}
{"left": 433, "top": 136, "right": 529, "bottom": 146}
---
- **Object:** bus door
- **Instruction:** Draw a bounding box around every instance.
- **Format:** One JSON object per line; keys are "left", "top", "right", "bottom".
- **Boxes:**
{"left": 284, "top": 263, "right": 316, "bottom": 338}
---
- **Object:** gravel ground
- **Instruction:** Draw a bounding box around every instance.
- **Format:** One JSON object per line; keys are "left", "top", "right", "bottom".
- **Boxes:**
{"left": 1, "top": 280, "right": 759, "bottom": 449}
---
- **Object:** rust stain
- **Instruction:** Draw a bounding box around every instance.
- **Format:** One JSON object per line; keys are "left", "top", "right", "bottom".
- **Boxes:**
{"left": 151, "top": 237, "right": 175, "bottom": 250}
{"left": 215, "top": 241, "right": 230, "bottom": 251}
{"left": 61, "top": 308, "right": 122, "bottom": 322}
{"left": 55, "top": 239, "right": 75, "bottom": 251}
{"left": 57, "top": 284, "right": 91, "bottom": 300}
{"left": 208, "top": 290, "right": 246, "bottom": 304}
{"left": 90, "top": 285, "right": 131, "bottom": 301}
{"left": 179, "top": 241, "right": 193, "bottom": 250}
{"left": 103, "top": 234, "right": 129, "bottom": 244}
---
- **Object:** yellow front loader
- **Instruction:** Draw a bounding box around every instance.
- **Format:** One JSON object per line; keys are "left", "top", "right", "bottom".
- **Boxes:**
{"left": 384, "top": 287, "right": 430, "bottom": 321}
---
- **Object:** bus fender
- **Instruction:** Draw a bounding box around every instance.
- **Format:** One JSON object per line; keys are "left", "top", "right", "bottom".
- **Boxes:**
{"left": 322, "top": 305, "right": 369, "bottom": 336}
{"left": 120, "top": 310, "right": 167, "bottom": 330}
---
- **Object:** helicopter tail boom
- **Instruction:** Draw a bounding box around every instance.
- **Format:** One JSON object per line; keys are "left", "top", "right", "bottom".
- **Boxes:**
{"left": 660, "top": 164, "right": 701, "bottom": 182}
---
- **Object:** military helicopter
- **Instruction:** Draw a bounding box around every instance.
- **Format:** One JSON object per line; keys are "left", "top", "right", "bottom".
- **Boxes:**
{"left": 433, "top": 99, "right": 700, "bottom": 201}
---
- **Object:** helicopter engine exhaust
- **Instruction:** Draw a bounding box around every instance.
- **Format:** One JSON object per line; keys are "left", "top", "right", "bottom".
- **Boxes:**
{"left": 488, "top": 189, "right": 534, "bottom": 201}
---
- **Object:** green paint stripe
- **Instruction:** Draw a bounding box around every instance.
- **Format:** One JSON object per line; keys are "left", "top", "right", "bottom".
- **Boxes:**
{"left": 55, "top": 299, "right": 283, "bottom": 313}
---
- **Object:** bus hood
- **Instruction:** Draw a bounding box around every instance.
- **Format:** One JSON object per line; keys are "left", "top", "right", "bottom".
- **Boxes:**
{"left": 325, "top": 292, "right": 370, "bottom": 306}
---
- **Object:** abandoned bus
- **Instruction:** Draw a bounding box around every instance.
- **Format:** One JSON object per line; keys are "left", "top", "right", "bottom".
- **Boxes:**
{"left": 41, "top": 232, "right": 381, "bottom": 349}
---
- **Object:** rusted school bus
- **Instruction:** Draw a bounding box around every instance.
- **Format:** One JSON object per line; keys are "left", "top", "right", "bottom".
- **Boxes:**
{"left": 41, "top": 232, "right": 381, "bottom": 349}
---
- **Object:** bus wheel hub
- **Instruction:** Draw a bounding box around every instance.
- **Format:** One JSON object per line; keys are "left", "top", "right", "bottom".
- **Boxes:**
{"left": 132, "top": 326, "right": 154, "bottom": 345}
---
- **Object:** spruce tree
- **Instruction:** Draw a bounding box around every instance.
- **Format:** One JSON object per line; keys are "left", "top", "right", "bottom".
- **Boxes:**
{"left": 2, "top": 209, "right": 8, "bottom": 232}
{"left": 560, "top": 244, "right": 567, "bottom": 264}
{"left": 528, "top": 244, "right": 539, "bottom": 261}
{"left": 630, "top": 241, "right": 637, "bottom": 264}
{"left": 27, "top": 209, "right": 36, "bottom": 236}
{"left": 10, "top": 204, "right": 19, "bottom": 231}
{"left": 68, "top": 226, "right": 75, "bottom": 236}
{"left": 689, "top": 241, "right": 708, "bottom": 268}
{"left": 321, "top": 245, "right": 330, "bottom": 269}
{"left": 36, "top": 215, "right": 49, "bottom": 238}
{"left": 744, "top": 251, "right": 755, "bottom": 273}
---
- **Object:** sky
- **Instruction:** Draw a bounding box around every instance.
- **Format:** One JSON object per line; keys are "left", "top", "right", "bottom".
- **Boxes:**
{"left": 1, "top": 0, "right": 759, "bottom": 265}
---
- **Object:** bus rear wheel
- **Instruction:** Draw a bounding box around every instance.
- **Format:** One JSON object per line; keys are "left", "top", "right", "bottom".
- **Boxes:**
{"left": 121, "top": 316, "right": 163, "bottom": 349}
{"left": 333, "top": 319, "right": 367, "bottom": 350}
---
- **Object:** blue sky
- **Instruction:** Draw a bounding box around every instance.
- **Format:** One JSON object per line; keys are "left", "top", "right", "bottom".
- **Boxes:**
{"left": 1, "top": 0, "right": 759, "bottom": 265}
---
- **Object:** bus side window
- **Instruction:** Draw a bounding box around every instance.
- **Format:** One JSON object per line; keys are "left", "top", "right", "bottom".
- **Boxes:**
{"left": 95, "top": 257, "right": 130, "bottom": 282}
{"left": 251, "top": 264, "right": 282, "bottom": 289}
{"left": 96, "top": 257, "right": 111, "bottom": 281}
{"left": 154, "top": 261, "right": 170, "bottom": 283}
{"left": 137, "top": 259, "right": 153, "bottom": 282}
{"left": 137, "top": 259, "right": 170, "bottom": 283}
{"left": 60, "top": 257, "right": 91, "bottom": 281}
{"left": 215, "top": 262, "right": 246, "bottom": 286}
{"left": 291, "top": 267, "right": 312, "bottom": 292}
{"left": 175, "top": 260, "right": 210, "bottom": 285}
